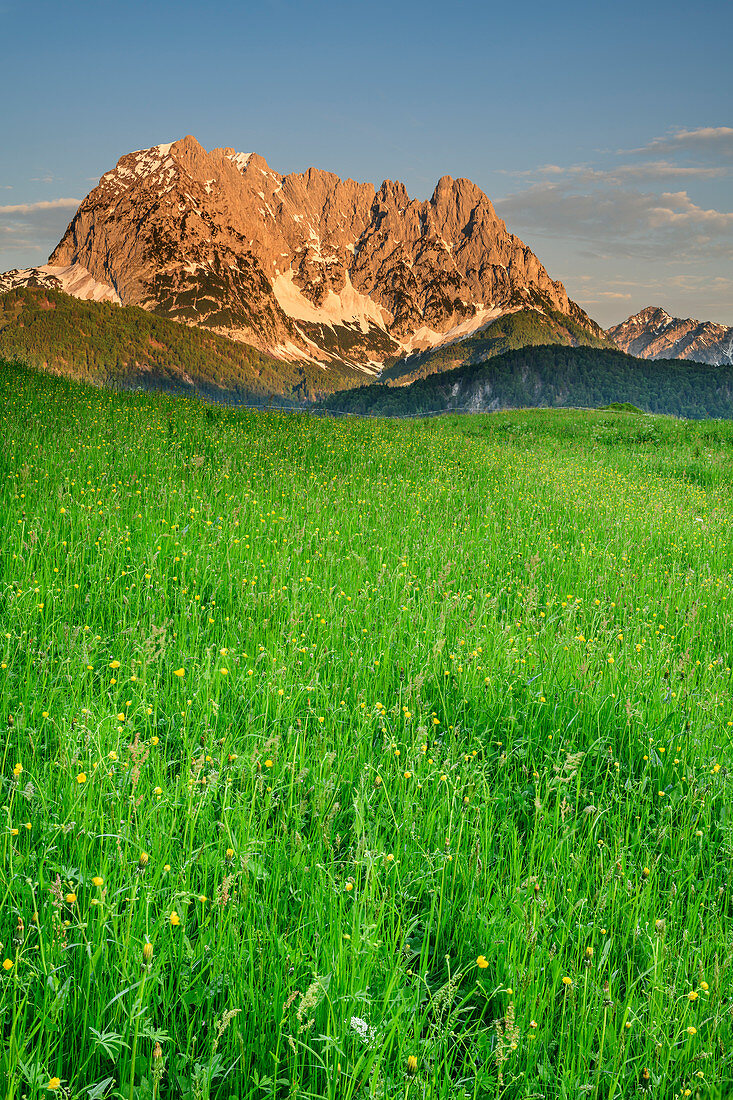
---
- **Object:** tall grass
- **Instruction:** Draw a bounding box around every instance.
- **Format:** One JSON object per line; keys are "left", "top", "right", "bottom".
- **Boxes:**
{"left": 0, "top": 361, "right": 731, "bottom": 1099}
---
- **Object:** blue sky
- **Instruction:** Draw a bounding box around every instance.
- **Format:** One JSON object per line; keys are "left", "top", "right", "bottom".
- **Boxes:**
{"left": 1, "top": 0, "right": 731, "bottom": 326}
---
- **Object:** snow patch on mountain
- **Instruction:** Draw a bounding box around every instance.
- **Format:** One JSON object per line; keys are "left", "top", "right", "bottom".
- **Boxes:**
{"left": 0, "top": 263, "right": 121, "bottom": 304}
{"left": 400, "top": 306, "right": 503, "bottom": 353}
{"left": 272, "top": 270, "right": 390, "bottom": 332}
{"left": 226, "top": 152, "right": 253, "bottom": 174}
{"left": 271, "top": 339, "right": 329, "bottom": 366}
{"left": 49, "top": 263, "right": 121, "bottom": 303}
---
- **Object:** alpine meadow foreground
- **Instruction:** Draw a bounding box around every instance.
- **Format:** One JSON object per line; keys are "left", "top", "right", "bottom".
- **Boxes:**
{"left": 1, "top": 360, "right": 732, "bottom": 1100}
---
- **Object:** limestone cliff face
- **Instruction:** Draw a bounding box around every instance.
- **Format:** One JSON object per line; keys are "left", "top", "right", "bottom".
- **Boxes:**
{"left": 608, "top": 307, "right": 733, "bottom": 366}
{"left": 40, "top": 135, "right": 602, "bottom": 370}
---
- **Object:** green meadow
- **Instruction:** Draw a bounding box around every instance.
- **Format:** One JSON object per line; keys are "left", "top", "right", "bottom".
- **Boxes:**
{"left": 1, "top": 359, "right": 731, "bottom": 1099}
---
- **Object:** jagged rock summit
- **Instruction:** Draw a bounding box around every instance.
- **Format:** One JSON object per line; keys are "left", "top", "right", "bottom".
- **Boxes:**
{"left": 608, "top": 306, "right": 733, "bottom": 366}
{"left": 4, "top": 136, "right": 604, "bottom": 372}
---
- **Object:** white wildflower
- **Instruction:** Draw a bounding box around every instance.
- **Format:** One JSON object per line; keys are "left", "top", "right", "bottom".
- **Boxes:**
{"left": 350, "top": 1016, "right": 376, "bottom": 1045}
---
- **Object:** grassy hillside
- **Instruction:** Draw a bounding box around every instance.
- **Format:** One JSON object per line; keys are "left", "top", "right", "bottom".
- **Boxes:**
{"left": 0, "top": 286, "right": 371, "bottom": 404}
{"left": 382, "top": 307, "right": 614, "bottom": 386}
{"left": 1, "top": 359, "right": 732, "bottom": 1097}
{"left": 323, "top": 343, "right": 733, "bottom": 419}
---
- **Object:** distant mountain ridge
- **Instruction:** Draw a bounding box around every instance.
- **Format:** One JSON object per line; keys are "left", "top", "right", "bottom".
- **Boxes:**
{"left": 0, "top": 136, "right": 603, "bottom": 377}
{"left": 607, "top": 306, "right": 733, "bottom": 366}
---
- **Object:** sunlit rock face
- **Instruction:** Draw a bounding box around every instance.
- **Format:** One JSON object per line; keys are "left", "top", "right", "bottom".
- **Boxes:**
{"left": 33, "top": 135, "right": 601, "bottom": 370}
{"left": 608, "top": 307, "right": 733, "bottom": 366}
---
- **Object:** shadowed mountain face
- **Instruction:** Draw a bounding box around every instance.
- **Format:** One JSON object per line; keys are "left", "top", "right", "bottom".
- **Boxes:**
{"left": 608, "top": 307, "right": 733, "bottom": 366}
{"left": 1, "top": 136, "right": 603, "bottom": 377}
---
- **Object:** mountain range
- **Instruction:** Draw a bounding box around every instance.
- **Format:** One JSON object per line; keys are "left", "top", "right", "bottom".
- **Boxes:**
{"left": 0, "top": 136, "right": 730, "bottom": 400}
{"left": 0, "top": 136, "right": 603, "bottom": 372}
{"left": 607, "top": 306, "right": 733, "bottom": 366}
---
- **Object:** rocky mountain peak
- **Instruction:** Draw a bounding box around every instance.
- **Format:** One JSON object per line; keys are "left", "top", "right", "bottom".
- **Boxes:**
{"left": 432, "top": 173, "right": 487, "bottom": 206}
{"left": 375, "top": 179, "right": 410, "bottom": 207}
{"left": 40, "top": 137, "right": 602, "bottom": 370}
{"left": 629, "top": 306, "right": 673, "bottom": 327}
{"left": 608, "top": 307, "right": 733, "bottom": 366}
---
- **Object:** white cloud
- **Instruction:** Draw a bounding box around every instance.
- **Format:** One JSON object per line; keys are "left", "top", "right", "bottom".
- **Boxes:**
{"left": 626, "top": 126, "right": 733, "bottom": 161}
{"left": 0, "top": 197, "right": 79, "bottom": 264}
{"left": 610, "top": 161, "right": 726, "bottom": 180}
{"left": 0, "top": 198, "right": 79, "bottom": 215}
{"left": 585, "top": 291, "right": 633, "bottom": 300}
{"left": 495, "top": 180, "right": 733, "bottom": 261}
{"left": 505, "top": 160, "right": 727, "bottom": 184}
{"left": 648, "top": 191, "right": 733, "bottom": 230}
